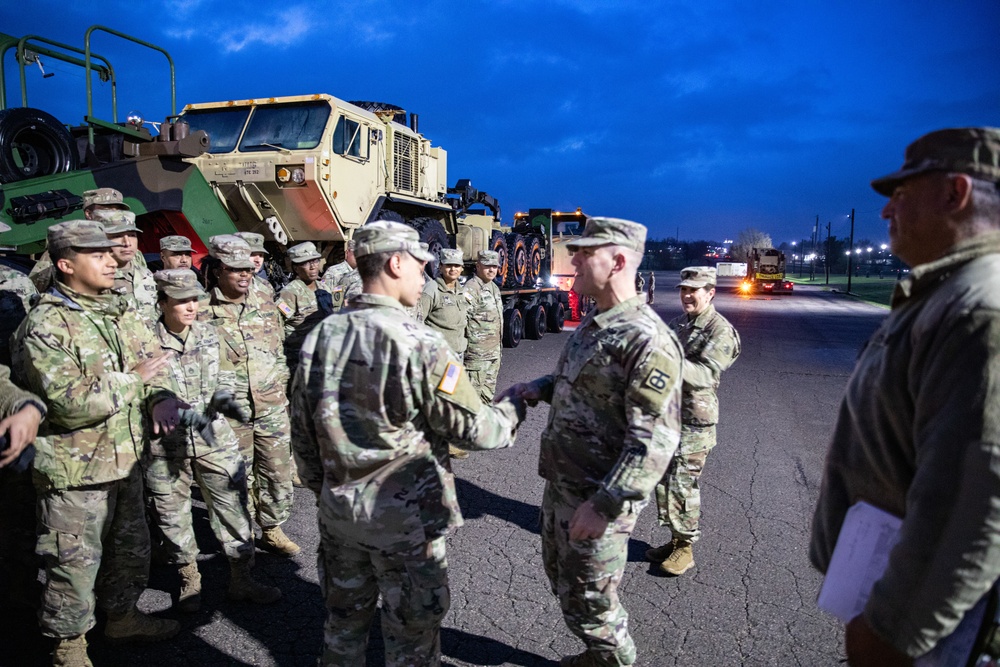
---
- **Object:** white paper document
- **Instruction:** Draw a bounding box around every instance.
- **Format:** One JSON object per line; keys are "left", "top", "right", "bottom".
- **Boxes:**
{"left": 817, "top": 500, "right": 986, "bottom": 667}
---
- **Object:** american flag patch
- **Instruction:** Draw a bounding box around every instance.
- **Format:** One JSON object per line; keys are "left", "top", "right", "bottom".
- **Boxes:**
{"left": 277, "top": 301, "right": 293, "bottom": 317}
{"left": 437, "top": 361, "right": 463, "bottom": 394}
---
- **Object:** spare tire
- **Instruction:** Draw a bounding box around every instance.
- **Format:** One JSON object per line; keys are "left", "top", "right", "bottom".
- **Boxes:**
{"left": 504, "top": 232, "right": 527, "bottom": 288}
{"left": 525, "top": 235, "right": 543, "bottom": 286}
{"left": 489, "top": 230, "right": 508, "bottom": 288}
{"left": 0, "top": 107, "right": 77, "bottom": 184}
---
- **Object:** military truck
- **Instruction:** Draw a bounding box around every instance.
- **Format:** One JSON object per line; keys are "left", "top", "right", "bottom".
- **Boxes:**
{"left": 0, "top": 26, "right": 238, "bottom": 260}
{"left": 741, "top": 247, "right": 793, "bottom": 294}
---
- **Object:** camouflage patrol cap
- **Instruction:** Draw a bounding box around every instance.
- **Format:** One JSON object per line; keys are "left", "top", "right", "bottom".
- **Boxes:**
{"left": 566, "top": 217, "right": 646, "bottom": 254}
{"left": 47, "top": 219, "right": 122, "bottom": 251}
{"left": 101, "top": 210, "right": 141, "bottom": 235}
{"left": 440, "top": 248, "right": 464, "bottom": 265}
{"left": 477, "top": 250, "right": 500, "bottom": 266}
{"left": 82, "top": 188, "right": 129, "bottom": 210}
{"left": 353, "top": 220, "right": 435, "bottom": 262}
{"left": 234, "top": 232, "right": 268, "bottom": 255}
{"left": 287, "top": 241, "right": 322, "bottom": 264}
{"left": 208, "top": 234, "right": 255, "bottom": 269}
{"left": 160, "top": 235, "right": 193, "bottom": 252}
{"left": 677, "top": 266, "right": 717, "bottom": 289}
{"left": 871, "top": 127, "right": 1000, "bottom": 196}
{"left": 153, "top": 268, "right": 206, "bottom": 300}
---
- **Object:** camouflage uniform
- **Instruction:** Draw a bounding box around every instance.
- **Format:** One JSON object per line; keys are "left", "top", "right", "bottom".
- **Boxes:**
{"left": 12, "top": 240, "right": 172, "bottom": 640}
{"left": 647, "top": 273, "right": 655, "bottom": 304}
{"left": 0, "top": 363, "right": 46, "bottom": 610}
{"left": 463, "top": 265, "right": 503, "bottom": 403}
{"left": 290, "top": 221, "right": 523, "bottom": 667}
{"left": 656, "top": 297, "right": 741, "bottom": 543}
{"left": 144, "top": 317, "right": 254, "bottom": 565}
{"left": 320, "top": 260, "right": 361, "bottom": 304}
{"left": 418, "top": 257, "right": 468, "bottom": 360}
{"left": 234, "top": 232, "right": 275, "bottom": 302}
{"left": 104, "top": 211, "right": 158, "bottom": 324}
{"left": 276, "top": 243, "right": 338, "bottom": 375}
{"left": 527, "top": 218, "right": 683, "bottom": 666}
{"left": 200, "top": 277, "right": 293, "bottom": 530}
{"left": 0, "top": 263, "right": 37, "bottom": 366}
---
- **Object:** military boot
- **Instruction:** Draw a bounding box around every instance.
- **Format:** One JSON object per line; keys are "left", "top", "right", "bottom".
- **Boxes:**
{"left": 227, "top": 559, "right": 282, "bottom": 604}
{"left": 660, "top": 540, "right": 695, "bottom": 575}
{"left": 449, "top": 445, "right": 470, "bottom": 459}
{"left": 645, "top": 537, "right": 679, "bottom": 563}
{"left": 52, "top": 635, "right": 92, "bottom": 667}
{"left": 260, "top": 526, "right": 300, "bottom": 556}
{"left": 559, "top": 651, "right": 603, "bottom": 667}
{"left": 104, "top": 607, "right": 181, "bottom": 644}
{"left": 176, "top": 561, "right": 202, "bottom": 613}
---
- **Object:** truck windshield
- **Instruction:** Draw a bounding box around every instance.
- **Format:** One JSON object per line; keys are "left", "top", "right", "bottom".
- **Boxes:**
{"left": 182, "top": 107, "right": 252, "bottom": 154}
{"left": 238, "top": 101, "right": 330, "bottom": 152}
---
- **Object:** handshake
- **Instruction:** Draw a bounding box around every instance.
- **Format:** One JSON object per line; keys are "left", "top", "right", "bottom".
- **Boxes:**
{"left": 175, "top": 390, "right": 251, "bottom": 446}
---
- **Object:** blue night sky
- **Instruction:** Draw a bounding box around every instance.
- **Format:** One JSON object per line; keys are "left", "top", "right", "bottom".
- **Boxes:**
{"left": 2, "top": 1, "right": 998, "bottom": 246}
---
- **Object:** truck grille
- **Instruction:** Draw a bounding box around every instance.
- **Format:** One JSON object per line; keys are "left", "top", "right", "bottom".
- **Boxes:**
{"left": 393, "top": 134, "right": 418, "bottom": 194}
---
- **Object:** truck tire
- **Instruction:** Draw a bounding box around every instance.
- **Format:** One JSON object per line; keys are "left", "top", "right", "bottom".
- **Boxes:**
{"left": 525, "top": 304, "right": 546, "bottom": 340}
{"left": 504, "top": 232, "right": 527, "bottom": 288}
{"left": 525, "top": 235, "right": 543, "bottom": 286}
{"left": 410, "top": 216, "right": 449, "bottom": 277}
{"left": 502, "top": 307, "right": 523, "bottom": 348}
{"left": 0, "top": 107, "right": 77, "bottom": 184}
{"left": 490, "top": 230, "right": 508, "bottom": 287}
{"left": 547, "top": 301, "right": 565, "bottom": 332}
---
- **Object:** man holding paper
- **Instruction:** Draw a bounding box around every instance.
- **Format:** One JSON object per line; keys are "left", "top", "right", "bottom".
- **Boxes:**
{"left": 810, "top": 127, "right": 1000, "bottom": 665}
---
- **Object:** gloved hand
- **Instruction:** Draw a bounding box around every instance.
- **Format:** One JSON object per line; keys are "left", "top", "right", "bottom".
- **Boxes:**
{"left": 210, "top": 389, "right": 250, "bottom": 424}
{"left": 177, "top": 408, "right": 216, "bottom": 447}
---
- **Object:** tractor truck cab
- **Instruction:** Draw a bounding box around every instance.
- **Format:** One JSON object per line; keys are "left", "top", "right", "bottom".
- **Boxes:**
{"left": 741, "top": 247, "right": 793, "bottom": 294}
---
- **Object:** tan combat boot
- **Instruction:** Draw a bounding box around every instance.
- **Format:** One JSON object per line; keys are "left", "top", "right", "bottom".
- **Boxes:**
{"left": 260, "top": 526, "right": 301, "bottom": 556}
{"left": 52, "top": 635, "right": 92, "bottom": 667}
{"left": 449, "top": 445, "right": 470, "bottom": 459}
{"left": 227, "top": 559, "right": 282, "bottom": 604}
{"left": 104, "top": 606, "right": 181, "bottom": 644}
{"left": 176, "top": 561, "right": 202, "bottom": 613}
{"left": 645, "top": 537, "right": 679, "bottom": 563}
{"left": 660, "top": 540, "right": 695, "bottom": 575}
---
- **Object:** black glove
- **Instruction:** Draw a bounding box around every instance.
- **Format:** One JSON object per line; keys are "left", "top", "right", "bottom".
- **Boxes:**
{"left": 0, "top": 434, "right": 35, "bottom": 473}
{"left": 177, "top": 408, "right": 216, "bottom": 447}
{"left": 210, "top": 390, "right": 250, "bottom": 424}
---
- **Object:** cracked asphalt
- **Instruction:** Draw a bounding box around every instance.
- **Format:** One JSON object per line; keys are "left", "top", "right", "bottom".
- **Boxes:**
{"left": 0, "top": 276, "right": 887, "bottom": 666}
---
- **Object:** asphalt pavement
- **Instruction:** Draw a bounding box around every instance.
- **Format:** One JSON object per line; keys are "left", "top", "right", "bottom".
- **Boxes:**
{"left": 1, "top": 276, "right": 889, "bottom": 666}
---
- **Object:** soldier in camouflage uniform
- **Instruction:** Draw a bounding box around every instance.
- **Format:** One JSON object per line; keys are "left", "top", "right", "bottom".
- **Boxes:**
{"left": 463, "top": 250, "right": 504, "bottom": 403}
{"left": 200, "top": 236, "right": 299, "bottom": 557}
{"left": 276, "top": 242, "right": 338, "bottom": 378}
{"left": 0, "top": 261, "right": 37, "bottom": 367}
{"left": 234, "top": 232, "right": 275, "bottom": 302}
{"left": 29, "top": 188, "right": 132, "bottom": 294}
{"left": 144, "top": 269, "right": 281, "bottom": 614}
{"left": 647, "top": 266, "right": 741, "bottom": 577}
{"left": 102, "top": 210, "right": 158, "bottom": 323}
{"left": 290, "top": 220, "right": 525, "bottom": 667}
{"left": 646, "top": 272, "right": 655, "bottom": 304}
{"left": 13, "top": 220, "right": 185, "bottom": 667}
{"left": 159, "top": 235, "right": 194, "bottom": 270}
{"left": 319, "top": 238, "right": 362, "bottom": 306}
{"left": 502, "top": 218, "right": 683, "bottom": 667}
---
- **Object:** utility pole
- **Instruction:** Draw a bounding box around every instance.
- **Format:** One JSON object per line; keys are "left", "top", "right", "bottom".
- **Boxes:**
{"left": 825, "top": 221, "right": 832, "bottom": 285}
{"left": 810, "top": 215, "right": 818, "bottom": 281}
{"left": 846, "top": 208, "right": 855, "bottom": 294}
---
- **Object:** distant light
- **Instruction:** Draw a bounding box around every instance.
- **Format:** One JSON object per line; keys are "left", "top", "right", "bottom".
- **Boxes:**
{"left": 845, "top": 250, "right": 851, "bottom": 255}
{"left": 866, "top": 247, "right": 872, "bottom": 252}
{"left": 881, "top": 244, "right": 888, "bottom": 250}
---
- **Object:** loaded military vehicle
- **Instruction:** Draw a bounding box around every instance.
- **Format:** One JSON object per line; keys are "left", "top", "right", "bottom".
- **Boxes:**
{"left": 0, "top": 25, "right": 573, "bottom": 346}
{"left": 741, "top": 247, "right": 793, "bottom": 294}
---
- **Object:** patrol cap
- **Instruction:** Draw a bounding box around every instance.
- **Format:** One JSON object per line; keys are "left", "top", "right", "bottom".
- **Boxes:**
{"left": 160, "top": 235, "right": 193, "bottom": 252}
{"left": 676, "top": 266, "right": 717, "bottom": 289}
{"left": 566, "top": 217, "right": 646, "bottom": 254}
{"left": 477, "top": 250, "right": 500, "bottom": 267}
{"left": 871, "top": 127, "right": 1000, "bottom": 196}
{"left": 353, "top": 220, "right": 435, "bottom": 262}
{"left": 440, "top": 248, "right": 464, "bottom": 265}
{"left": 287, "top": 241, "right": 322, "bottom": 264}
{"left": 82, "top": 188, "right": 129, "bottom": 210}
{"left": 102, "top": 210, "right": 141, "bottom": 235}
{"left": 153, "top": 268, "right": 206, "bottom": 300}
{"left": 47, "top": 219, "right": 122, "bottom": 251}
{"left": 208, "top": 234, "right": 255, "bottom": 269}
{"left": 234, "top": 232, "right": 268, "bottom": 255}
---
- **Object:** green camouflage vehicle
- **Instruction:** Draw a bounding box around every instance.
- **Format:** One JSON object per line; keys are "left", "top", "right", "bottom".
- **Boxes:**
{"left": 0, "top": 25, "right": 236, "bottom": 263}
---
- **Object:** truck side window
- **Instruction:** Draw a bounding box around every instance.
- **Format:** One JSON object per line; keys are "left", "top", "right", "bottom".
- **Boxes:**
{"left": 333, "top": 116, "right": 368, "bottom": 159}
